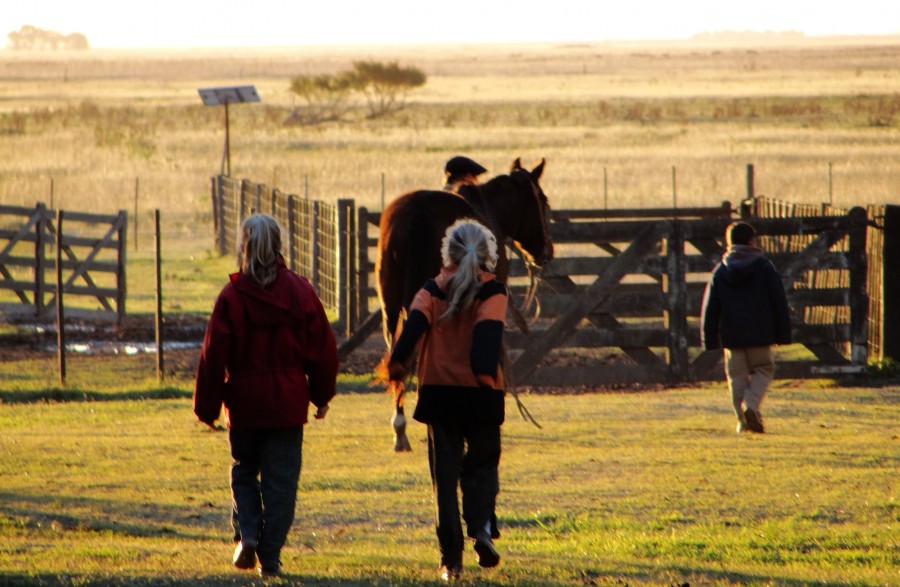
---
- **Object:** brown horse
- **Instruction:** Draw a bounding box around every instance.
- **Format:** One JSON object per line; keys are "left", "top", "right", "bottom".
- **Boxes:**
{"left": 375, "top": 158, "right": 554, "bottom": 450}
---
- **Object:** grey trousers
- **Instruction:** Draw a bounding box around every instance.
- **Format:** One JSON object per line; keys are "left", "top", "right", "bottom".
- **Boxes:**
{"left": 725, "top": 346, "right": 775, "bottom": 420}
{"left": 229, "top": 426, "right": 303, "bottom": 570}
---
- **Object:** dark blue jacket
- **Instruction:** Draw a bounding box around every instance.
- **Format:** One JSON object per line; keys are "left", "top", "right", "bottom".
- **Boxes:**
{"left": 701, "top": 245, "right": 791, "bottom": 350}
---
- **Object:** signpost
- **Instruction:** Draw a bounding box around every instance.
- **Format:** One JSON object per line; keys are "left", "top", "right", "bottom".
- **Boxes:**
{"left": 198, "top": 85, "right": 261, "bottom": 176}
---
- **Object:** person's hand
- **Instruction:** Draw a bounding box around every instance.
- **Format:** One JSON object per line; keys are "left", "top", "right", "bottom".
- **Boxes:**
{"left": 475, "top": 374, "right": 495, "bottom": 388}
{"left": 314, "top": 404, "right": 329, "bottom": 420}
{"left": 388, "top": 361, "right": 406, "bottom": 382}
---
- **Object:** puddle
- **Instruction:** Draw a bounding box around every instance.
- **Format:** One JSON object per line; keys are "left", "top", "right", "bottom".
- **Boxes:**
{"left": 13, "top": 323, "right": 202, "bottom": 355}
{"left": 38, "top": 341, "right": 201, "bottom": 355}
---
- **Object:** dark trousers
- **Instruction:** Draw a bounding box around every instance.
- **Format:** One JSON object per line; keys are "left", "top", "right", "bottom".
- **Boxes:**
{"left": 427, "top": 420, "right": 501, "bottom": 567}
{"left": 229, "top": 426, "right": 303, "bottom": 570}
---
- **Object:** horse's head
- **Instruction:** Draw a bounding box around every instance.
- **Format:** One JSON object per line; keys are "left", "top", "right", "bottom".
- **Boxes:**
{"left": 508, "top": 158, "right": 554, "bottom": 268}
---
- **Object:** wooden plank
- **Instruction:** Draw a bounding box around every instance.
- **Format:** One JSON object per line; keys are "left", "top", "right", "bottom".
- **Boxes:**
{"left": 511, "top": 221, "right": 667, "bottom": 383}
{"left": 778, "top": 229, "right": 850, "bottom": 290}
{"left": 551, "top": 203, "right": 732, "bottom": 221}
{"left": 539, "top": 274, "right": 664, "bottom": 365}
{"left": 847, "top": 207, "right": 869, "bottom": 364}
{"left": 0, "top": 204, "right": 44, "bottom": 215}
{"left": 664, "top": 220, "right": 689, "bottom": 381}
{"left": 337, "top": 310, "right": 383, "bottom": 362}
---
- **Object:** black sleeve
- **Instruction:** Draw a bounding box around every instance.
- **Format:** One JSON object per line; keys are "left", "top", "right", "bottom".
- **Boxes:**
{"left": 389, "top": 309, "right": 430, "bottom": 365}
{"left": 471, "top": 319, "right": 504, "bottom": 377}
{"left": 700, "top": 265, "right": 722, "bottom": 351}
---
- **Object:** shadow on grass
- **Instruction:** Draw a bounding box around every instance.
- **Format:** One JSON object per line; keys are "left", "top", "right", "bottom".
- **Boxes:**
{"left": 0, "top": 387, "right": 191, "bottom": 404}
{"left": 0, "top": 490, "right": 224, "bottom": 540}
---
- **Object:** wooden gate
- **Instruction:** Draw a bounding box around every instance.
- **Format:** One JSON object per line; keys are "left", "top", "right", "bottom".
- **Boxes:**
{"left": 348, "top": 203, "right": 874, "bottom": 386}
{"left": 0, "top": 203, "right": 128, "bottom": 322}
{"left": 506, "top": 207, "right": 870, "bottom": 386}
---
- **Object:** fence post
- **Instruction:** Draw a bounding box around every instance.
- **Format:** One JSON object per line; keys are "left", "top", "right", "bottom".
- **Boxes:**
{"left": 116, "top": 210, "right": 127, "bottom": 325}
{"left": 34, "top": 203, "right": 47, "bottom": 317}
{"left": 211, "top": 176, "right": 222, "bottom": 254}
{"left": 847, "top": 207, "right": 869, "bottom": 365}
{"left": 287, "top": 195, "right": 297, "bottom": 270}
{"left": 881, "top": 205, "right": 900, "bottom": 362}
{"left": 155, "top": 209, "right": 164, "bottom": 382}
{"left": 337, "top": 198, "right": 355, "bottom": 337}
{"left": 357, "top": 206, "right": 370, "bottom": 323}
{"left": 56, "top": 209, "right": 66, "bottom": 386}
{"left": 240, "top": 179, "right": 250, "bottom": 222}
{"left": 311, "top": 201, "right": 320, "bottom": 293}
{"left": 663, "top": 219, "right": 689, "bottom": 382}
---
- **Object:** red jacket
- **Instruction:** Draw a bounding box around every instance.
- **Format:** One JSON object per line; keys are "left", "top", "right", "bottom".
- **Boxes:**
{"left": 194, "top": 259, "right": 338, "bottom": 429}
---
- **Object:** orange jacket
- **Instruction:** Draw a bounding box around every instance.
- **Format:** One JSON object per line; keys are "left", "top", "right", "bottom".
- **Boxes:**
{"left": 390, "top": 266, "right": 507, "bottom": 424}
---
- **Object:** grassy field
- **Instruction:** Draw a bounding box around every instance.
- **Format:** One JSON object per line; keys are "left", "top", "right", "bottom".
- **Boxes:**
{"left": 0, "top": 40, "right": 898, "bottom": 586}
{"left": 0, "top": 356, "right": 897, "bottom": 586}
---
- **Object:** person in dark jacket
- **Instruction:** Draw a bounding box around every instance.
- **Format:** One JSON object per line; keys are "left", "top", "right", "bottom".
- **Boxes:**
{"left": 194, "top": 213, "right": 338, "bottom": 578}
{"left": 701, "top": 221, "right": 791, "bottom": 433}
{"left": 388, "top": 218, "right": 506, "bottom": 582}
{"left": 443, "top": 155, "right": 488, "bottom": 193}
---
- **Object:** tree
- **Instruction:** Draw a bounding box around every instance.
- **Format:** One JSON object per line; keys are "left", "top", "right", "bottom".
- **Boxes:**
{"left": 349, "top": 60, "right": 426, "bottom": 118}
{"left": 6, "top": 25, "right": 89, "bottom": 51}
{"left": 287, "top": 72, "right": 357, "bottom": 124}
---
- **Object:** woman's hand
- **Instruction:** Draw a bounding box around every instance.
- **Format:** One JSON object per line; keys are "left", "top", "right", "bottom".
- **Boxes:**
{"left": 314, "top": 404, "right": 329, "bottom": 420}
{"left": 475, "top": 374, "right": 495, "bottom": 388}
{"left": 388, "top": 361, "right": 407, "bottom": 382}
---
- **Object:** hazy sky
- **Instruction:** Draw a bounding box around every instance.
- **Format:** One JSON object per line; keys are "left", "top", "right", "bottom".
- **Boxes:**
{"left": 5, "top": 0, "right": 898, "bottom": 48}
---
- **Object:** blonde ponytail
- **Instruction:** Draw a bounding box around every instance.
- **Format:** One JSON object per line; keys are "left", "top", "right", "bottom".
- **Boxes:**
{"left": 439, "top": 219, "right": 498, "bottom": 320}
{"left": 239, "top": 214, "right": 283, "bottom": 287}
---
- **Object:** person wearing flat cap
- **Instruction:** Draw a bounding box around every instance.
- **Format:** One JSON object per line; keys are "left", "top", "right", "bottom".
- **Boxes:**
{"left": 443, "top": 156, "right": 488, "bottom": 193}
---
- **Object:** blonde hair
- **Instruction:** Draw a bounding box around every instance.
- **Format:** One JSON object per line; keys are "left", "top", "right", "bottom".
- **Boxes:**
{"left": 439, "top": 219, "right": 498, "bottom": 320}
{"left": 239, "top": 214, "right": 283, "bottom": 287}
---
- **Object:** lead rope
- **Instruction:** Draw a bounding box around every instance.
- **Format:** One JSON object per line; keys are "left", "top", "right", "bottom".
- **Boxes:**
{"left": 501, "top": 344, "right": 541, "bottom": 429}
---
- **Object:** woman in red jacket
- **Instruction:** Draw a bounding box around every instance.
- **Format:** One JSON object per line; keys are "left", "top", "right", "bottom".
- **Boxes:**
{"left": 194, "top": 213, "right": 338, "bottom": 578}
{"left": 388, "top": 218, "right": 507, "bottom": 582}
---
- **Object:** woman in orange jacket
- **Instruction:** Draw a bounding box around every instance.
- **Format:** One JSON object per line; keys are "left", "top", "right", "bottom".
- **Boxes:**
{"left": 389, "top": 218, "right": 507, "bottom": 582}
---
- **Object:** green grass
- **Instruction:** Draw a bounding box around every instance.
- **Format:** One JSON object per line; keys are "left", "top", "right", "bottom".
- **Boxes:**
{"left": 0, "top": 358, "right": 896, "bottom": 586}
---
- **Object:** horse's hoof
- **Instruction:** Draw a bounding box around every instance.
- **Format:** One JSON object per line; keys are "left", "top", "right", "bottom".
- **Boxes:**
{"left": 393, "top": 434, "right": 413, "bottom": 452}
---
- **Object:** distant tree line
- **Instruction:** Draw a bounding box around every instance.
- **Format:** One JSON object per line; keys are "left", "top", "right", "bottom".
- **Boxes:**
{"left": 7, "top": 25, "right": 89, "bottom": 51}
{"left": 288, "top": 60, "right": 426, "bottom": 124}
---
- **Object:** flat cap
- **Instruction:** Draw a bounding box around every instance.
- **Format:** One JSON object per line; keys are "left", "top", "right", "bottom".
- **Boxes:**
{"left": 444, "top": 156, "right": 487, "bottom": 177}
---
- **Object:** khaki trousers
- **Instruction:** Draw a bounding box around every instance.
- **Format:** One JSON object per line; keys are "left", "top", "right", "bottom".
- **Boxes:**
{"left": 724, "top": 346, "right": 775, "bottom": 421}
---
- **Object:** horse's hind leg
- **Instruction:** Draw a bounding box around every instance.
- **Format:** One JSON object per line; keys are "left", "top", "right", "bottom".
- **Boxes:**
{"left": 392, "top": 405, "right": 412, "bottom": 452}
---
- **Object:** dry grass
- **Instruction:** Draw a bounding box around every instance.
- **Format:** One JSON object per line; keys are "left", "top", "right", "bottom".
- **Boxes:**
{"left": 1, "top": 42, "right": 899, "bottom": 225}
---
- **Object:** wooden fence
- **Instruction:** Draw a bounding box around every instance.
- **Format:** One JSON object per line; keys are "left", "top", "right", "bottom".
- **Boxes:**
{"left": 743, "top": 196, "right": 892, "bottom": 363}
{"left": 211, "top": 175, "right": 897, "bottom": 385}
{"left": 0, "top": 203, "right": 127, "bottom": 322}
{"left": 211, "top": 176, "right": 352, "bottom": 319}
{"left": 349, "top": 201, "right": 888, "bottom": 386}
